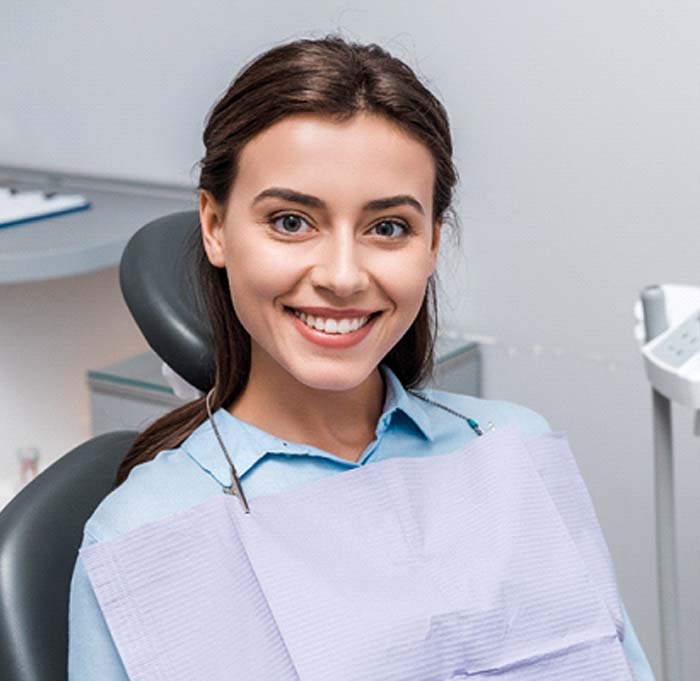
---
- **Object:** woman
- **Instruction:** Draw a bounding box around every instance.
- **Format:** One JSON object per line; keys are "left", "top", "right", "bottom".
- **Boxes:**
{"left": 68, "top": 34, "right": 654, "bottom": 679}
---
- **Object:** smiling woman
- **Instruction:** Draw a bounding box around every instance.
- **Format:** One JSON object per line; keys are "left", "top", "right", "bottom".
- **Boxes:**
{"left": 67, "top": 32, "right": 654, "bottom": 681}
{"left": 111, "top": 34, "right": 459, "bottom": 473}
{"left": 198, "top": 112, "right": 442, "bottom": 446}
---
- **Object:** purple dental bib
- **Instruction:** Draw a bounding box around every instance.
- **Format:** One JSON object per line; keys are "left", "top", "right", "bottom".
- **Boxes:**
{"left": 80, "top": 426, "right": 635, "bottom": 680}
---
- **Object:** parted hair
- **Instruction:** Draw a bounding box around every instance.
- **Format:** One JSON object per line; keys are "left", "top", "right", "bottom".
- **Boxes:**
{"left": 114, "top": 32, "right": 460, "bottom": 489}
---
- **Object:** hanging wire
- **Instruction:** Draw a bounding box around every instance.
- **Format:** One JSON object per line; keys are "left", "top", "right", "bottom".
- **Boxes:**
{"left": 408, "top": 390, "right": 491, "bottom": 436}
{"left": 205, "top": 387, "right": 250, "bottom": 513}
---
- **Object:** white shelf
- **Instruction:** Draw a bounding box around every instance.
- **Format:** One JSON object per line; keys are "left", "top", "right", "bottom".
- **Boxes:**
{"left": 0, "top": 165, "right": 196, "bottom": 283}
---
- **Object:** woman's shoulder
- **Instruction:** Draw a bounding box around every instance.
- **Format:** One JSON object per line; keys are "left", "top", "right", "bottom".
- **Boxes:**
{"left": 83, "top": 445, "right": 220, "bottom": 545}
{"left": 415, "top": 387, "right": 553, "bottom": 437}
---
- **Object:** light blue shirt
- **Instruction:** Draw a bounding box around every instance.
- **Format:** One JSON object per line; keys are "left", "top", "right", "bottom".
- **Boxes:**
{"left": 68, "top": 364, "right": 655, "bottom": 680}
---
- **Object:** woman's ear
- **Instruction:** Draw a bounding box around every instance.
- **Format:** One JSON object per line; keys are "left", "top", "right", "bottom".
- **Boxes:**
{"left": 429, "top": 220, "right": 442, "bottom": 274}
{"left": 199, "top": 190, "right": 227, "bottom": 268}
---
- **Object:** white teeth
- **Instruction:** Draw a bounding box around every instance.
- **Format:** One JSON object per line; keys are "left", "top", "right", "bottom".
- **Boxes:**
{"left": 292, "top": 309, "right": 372, "bottom": 335}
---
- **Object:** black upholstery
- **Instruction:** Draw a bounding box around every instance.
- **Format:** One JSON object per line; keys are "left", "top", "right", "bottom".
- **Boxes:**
{"left": 119, "top": 209, "right": 215, "bottom": 392}
{"left": 0, "top": 431, "right": 138, "bottom": 681}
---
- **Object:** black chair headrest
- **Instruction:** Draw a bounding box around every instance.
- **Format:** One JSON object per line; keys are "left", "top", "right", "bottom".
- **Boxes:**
{"left": 119, "top": 210, "right": 215, "bottom": 393}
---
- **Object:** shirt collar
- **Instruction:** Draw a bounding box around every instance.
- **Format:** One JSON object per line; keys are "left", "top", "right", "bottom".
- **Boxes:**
{"left": 180, "top": 363, "right": 433, "bottom": 487}
{"left": 376, "top": 364, "right": 433, "bottom": 441}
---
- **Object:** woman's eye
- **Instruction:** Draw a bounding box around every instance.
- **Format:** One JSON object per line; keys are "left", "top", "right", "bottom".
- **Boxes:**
{"left": 267, "top": 213, "right": 312, "bottom": 235}
{"left": 370, "top": 220, "right": 409, "bottom": 238}
{"left": 267, "top": 214, "right": 408, "bottom": 238}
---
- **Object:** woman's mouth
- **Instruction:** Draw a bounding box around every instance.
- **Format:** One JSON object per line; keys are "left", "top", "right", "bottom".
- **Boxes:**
{"left": 284, "top": 307, "right": 382, "bottom": 348}
{"left": 288, "top": 308, "right": 378, "bottom": 335}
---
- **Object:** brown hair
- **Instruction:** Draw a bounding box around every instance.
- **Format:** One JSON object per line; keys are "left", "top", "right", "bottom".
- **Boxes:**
{"left": 114, "top": 32, "right": 460, "bottom": 489}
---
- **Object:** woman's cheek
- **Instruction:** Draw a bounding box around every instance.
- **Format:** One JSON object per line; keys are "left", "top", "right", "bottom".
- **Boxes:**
{"left": 231, "top": 242, "right": 303, "bottom": 293}
{"left": 377, "top": 250, "right": 432, "bottom": 294}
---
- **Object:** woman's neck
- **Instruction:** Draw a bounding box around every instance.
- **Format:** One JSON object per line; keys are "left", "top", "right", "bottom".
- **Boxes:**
{"left": 228, "top": 356, "right": 386, "bottom": 462}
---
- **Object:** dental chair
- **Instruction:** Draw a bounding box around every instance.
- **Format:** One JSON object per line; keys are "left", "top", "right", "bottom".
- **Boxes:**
{"left": 0, "top": 210, "right": 208, "bottom": 681}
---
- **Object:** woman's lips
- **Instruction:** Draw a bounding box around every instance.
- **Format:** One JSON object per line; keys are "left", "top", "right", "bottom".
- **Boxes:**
{"left": 287, "top": 307, "right": 380, "bottom": 348}
{"left": 288, "top": 306, "right": 377, "bottom": 318}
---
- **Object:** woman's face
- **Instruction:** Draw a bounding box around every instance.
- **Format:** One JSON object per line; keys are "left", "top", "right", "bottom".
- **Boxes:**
{"left": 200, "top": 112, "right": 441, "bottom": 393}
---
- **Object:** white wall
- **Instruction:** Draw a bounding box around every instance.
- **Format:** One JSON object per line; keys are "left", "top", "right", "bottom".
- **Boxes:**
{"left": 4, "top": 1, "right": 700, "bottom": 677}
{"left": 0, "top": 267, "right": 149, "bottom": 502}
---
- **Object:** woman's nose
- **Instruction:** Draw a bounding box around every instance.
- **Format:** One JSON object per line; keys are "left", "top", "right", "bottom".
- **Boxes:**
{"left": 309, "top": 234, "right": 370, "bottom": 297}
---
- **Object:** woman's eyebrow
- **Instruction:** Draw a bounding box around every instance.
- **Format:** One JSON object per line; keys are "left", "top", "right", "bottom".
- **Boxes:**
{"left": 251, "top": 187, "right": 425, "bottom": 216}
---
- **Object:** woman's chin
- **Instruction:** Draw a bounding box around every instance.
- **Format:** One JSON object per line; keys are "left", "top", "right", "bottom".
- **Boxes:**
{"left": 284, "top": 360, "right": 380, "bottom": 394}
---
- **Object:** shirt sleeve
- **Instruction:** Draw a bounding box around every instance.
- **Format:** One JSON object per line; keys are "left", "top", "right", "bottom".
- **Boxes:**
{"left": 621, "top": 601, "right": 656, "bottom": 680}
{"left": 501, "top": 402, "right": 552, "bottom": 437}
{"left": 68, "top": 529, "right": 129, "bottom": 681}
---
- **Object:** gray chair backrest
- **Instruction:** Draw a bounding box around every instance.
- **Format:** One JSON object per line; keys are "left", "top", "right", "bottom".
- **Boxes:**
{"left": 0, "top": 431, "right": 138, "bottom": 681}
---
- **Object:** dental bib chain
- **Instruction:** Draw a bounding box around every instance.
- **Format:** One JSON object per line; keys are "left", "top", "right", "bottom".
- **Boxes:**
{"left": 408, "top": 390, "right": 494, "bottom": 437}
{"left": 206, "top": 387, "right": 251, "bottom": 513}
{"left": 205, "top": 385, "right": 494, "bottom": 514}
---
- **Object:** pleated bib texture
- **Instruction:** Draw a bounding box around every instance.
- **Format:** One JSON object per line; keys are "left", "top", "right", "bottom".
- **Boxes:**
{"left": 80, "top": 426, "right": 635, "bottom": 680}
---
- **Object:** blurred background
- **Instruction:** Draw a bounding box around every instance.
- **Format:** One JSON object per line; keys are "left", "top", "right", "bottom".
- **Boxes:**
{"left": 3, "top": 2, "right": 699, "bottom": 678}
